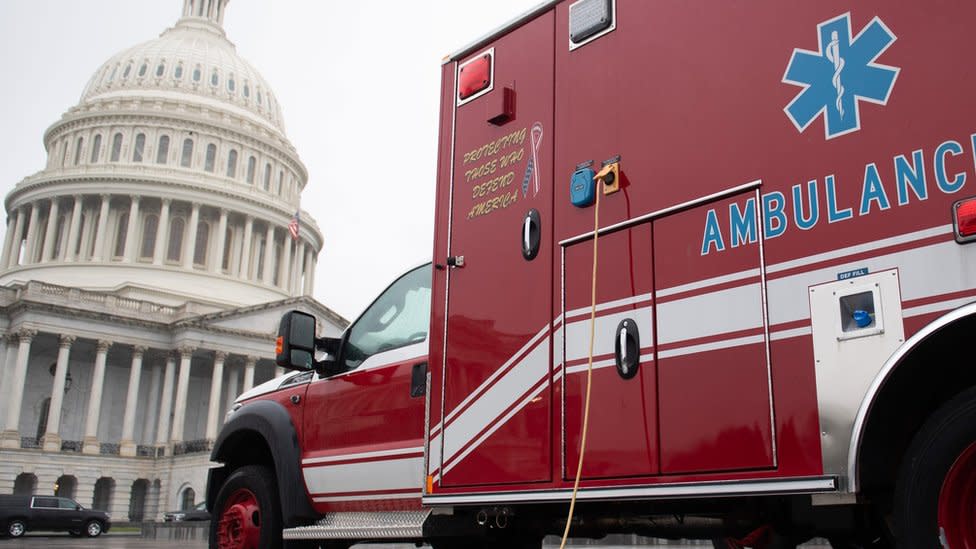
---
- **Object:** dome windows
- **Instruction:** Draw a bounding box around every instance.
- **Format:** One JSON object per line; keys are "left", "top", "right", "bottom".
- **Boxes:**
{"left": 90, "top": 135, "right": 102, "bottom": 163}
{"left": 246, "top": 156, "right": 256, "bottom": 184}
{"left": 174, "top": 63, "right": 184, "bottom": 80}
{"left": 243, "top": 81, "right": 250, "bottom": 99}
{"left": 141, "top": 214, "right": 159, "bottom": 260}
{"left": 204, "top": 144, "right": 217, "bottom": 172}
{"left": 133, "top": 133, "right": 146, "bottom": 162}
{"left": 157, "top": 136, "right": 170, "bottom": 164}
{"left": 192, "top": 64, "right": 202, "bottom": 83}
{"left": 156, "top": 61, "right": 166, "bottom": 78}
{"left": 110, "top": 133, "right": 123, "bottom": 162}
{"left": 210, "top": 69, "right": 220, "bottom": 88}
{"left": 227, "top": 149, "right": 238, "bottom": 178}
{"left": 227, "top": 74, "right": 236, "bottom": 93}
{"left": 263, "top": 163, "right": 271, "bottom": 191}
{"left": 114, "top": 213, "right": 129, "bottom": 258}
{"left": 74, "top": 137, "right": 84, "bottom": 166}
{"left": 108, "top": 65, "right": 118, "bottom": 83}
{"left": 194, "top": 222, "right": 210, "bottom": 266}
{"left": 181, "top": 138, "right": 194, "bottom": 168}
{"left": 123, "top": 63, "right": 133, "bottom": 80}
{"left": 167, "top": 217, "right": 185, "bottom": 262}
{"left": 138, "top": 62, "right": 148, "bottom": 78}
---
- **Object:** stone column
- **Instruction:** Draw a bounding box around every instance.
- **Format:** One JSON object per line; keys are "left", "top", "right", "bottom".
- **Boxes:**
{"left": 0, "top": 335, "right": 10, "bottom": 429}
{"left": 155, "top": 354, "right": 177, "bottom": 451}
{"left": 242, "top": 356, "right": 256, "bottom": 392}
{"left": 262, "top": 224, "right": 275, "bottom": 284}
{"left": 110, "top": 481, "right": 132, "bottom": 522}
{"left": 304, "top": 247, "right": 315, "bottom": 296}
{"left": 82, "top": 340, "right": 112, "bottom": 455}
{"left": 21, "top": 204, "right": 38, "bottom": 265}
{"left": 240, "top": 216, "right": 253, "bottom": 281}
{"left": 92, "top": 194, "right": 111, "bottom": 261}
{"left": 170, "top": 346, "right": 194, "bottom": 445}
{"left": 1, "top": 329, "right": 36, "bottom": 448}
{"left": 205, "top": 351, "right": 226, "bottom": 441}
{"left": 183, "top": 203, "right": 200, "bottom": 269}
{"left": 153, "top": 199, "right": 171, "bottom": 265}
{"left": 280, "top": 235, "right": 293, "bottom": 292}
{"left": 64, "top": 196, "right": 83, "bottom": 262}
{"left": 211, "top": 209, "right": 228, "bottom": 274}
{"left": 42, "top": 335, "right": 75, "bottom": 451}
{"left": 122, "top": 196, "right": 141, "bottom": 262}
{"left": 0, "top": 212, "right": 15, "bottom": 268}
{"left": 6, "top": 207, "right": 26, "bottom": 268}
{"left": 142, "top": 363, "right": 162, "bottom": 445}
{"left": 120, "top": 346, "right": 146, "bottom": 457}
{"left": 41, "top": 198, "right": 60, "bottom": 262}
{"left": 224, "top": 363, "right": 240, "bottom": 416}
{"left": 291, "top": 242, "right": 302, "bottom": 294}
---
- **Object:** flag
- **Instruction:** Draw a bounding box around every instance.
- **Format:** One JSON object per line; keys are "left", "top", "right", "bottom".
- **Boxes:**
{"left": 289, "top": 210, "right": 300, "bottom": 240}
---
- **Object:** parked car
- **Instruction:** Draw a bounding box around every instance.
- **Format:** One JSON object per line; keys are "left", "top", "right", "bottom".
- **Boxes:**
{"left": 163, "top": 501, "right": 210, "bottom": 522}
{"left": 0, "top": 495, "right": 111, "bottom": 538}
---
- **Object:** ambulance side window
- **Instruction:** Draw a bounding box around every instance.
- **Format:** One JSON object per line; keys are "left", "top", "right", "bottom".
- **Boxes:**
{"left": 342, "top": 264, "right": 431, "bottom": 371}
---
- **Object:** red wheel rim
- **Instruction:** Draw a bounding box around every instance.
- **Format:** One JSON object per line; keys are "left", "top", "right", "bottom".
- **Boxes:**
{"left": 939, "top": 440, "right": 976, "bottom": 548}
{"left": 217, "top": 488, "right": 261, "bottom": 549}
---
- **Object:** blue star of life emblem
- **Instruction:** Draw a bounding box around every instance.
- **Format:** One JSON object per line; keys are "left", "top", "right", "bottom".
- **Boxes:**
{"left": 783, "top": 13, "right": 899, "bottom": 140}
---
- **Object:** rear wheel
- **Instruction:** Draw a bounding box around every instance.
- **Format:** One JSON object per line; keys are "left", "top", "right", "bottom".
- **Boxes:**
{"left": 7, "top": 519, "right": 26, "bottom": 538}
{"left": 894, "top": 386, "right": 976, "bottom": 547}
{"left": 210, "top": 465, "right": 283, "bottom": 549}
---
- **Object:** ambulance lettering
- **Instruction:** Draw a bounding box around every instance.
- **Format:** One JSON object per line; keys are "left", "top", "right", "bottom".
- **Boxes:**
{"left": 701, "top": 136, "right": 973, "bottom": 255}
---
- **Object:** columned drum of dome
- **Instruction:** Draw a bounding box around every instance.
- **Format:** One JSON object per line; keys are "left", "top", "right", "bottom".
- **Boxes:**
{"left": 0, "top": 0, "right": 322, "bottom": 309}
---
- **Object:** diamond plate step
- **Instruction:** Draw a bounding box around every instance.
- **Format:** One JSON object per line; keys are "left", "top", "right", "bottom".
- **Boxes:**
{"left": 282, "top": 509, "right": 432, "bottom": 540}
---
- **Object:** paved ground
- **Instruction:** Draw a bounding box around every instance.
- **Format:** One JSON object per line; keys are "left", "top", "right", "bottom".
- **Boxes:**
{"left": 0, "top": 534, "right": 830, "bottom": 548}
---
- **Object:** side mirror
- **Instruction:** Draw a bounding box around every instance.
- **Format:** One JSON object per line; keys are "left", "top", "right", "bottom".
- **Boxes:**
{"left": 276, "top": 311, "right": 316, "bottom": 370}
{"left": 76, "top": 505, "right": 82, "bottom": 511}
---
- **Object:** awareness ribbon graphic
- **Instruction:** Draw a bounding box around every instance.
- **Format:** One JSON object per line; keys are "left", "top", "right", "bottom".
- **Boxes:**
{"left": 522, "top": 122, "right": 545, "bottom": 197}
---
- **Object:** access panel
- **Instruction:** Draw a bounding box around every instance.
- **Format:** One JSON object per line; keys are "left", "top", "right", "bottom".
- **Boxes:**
{"left": 437, "top": 12, "right": 555, "bottom": 487}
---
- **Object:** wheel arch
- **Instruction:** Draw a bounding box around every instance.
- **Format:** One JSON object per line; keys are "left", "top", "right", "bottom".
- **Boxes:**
{"left": 849, "top": 302, "right": 976, "bottom": 495}
{"left": 208, "top": 399, "right": 316, "bottom": 525}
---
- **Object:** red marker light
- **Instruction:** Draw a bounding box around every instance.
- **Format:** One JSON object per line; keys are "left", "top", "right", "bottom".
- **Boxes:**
{"left": 954, "top": 197, "right": 976, "bottom": 243}
{"left": 458, "top": 51, "right": 492, "bottom": 102}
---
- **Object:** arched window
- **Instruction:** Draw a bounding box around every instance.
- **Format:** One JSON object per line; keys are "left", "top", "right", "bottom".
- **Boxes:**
{"left": 13, "top": 473, "right": 37, "bottom": 496}
{"left": 273, "top": 242, "right": 282, "bottom": 285}
{"left": 157, "top": 135, "right": 170, "bottom": 164}
{"left": 174, "top": 63, "right": 184, "bottom": 80}
{"left": 204, "top": 144, "right": 217, "bottom": 172}
{"left": 110, "top": 133, "right": 123, "bottom": 162}
{"left": 132, "top": 133, "right": 146, "bottom": 162}
{"left": 90, "top": 134, "right": 102, "bottom": 163}
{"left": 227, "top": 74, "right": 236, "bottom": 93}
{"left": 277, "top": 170, "right": 284, "bottom": 195}
{"left": 167, "top": 217, "right": 185, "bottom": 262}
{"left": 122, "top": 62, "right": 132, "bottom": 79}
{"left": 53, "top": 214, "right": 66, "bottom": 258}
{"left": 222, "top": 226, "right": 233, "bottom": 271}
{"left": 194, "top": 221, "right": 210, "bottom": 266}
{"left": 74, "top": 137, "right": 84, "bottom": 166}
{"left": 246, "top": 156, "right": 256, "bottom": 184}
{"left": 263, "top": 163, "right": 271, "bottom": 191}
{"left": 156, "top": 61, "right": 166, "bottom": 78}
{"left": 62, "top": 139, "right": 71, "bottom": 166}
{"left": 138, "top": 62, "right": 148, "bottom": 78}
{"left": 108, "top": 64, "right": 118, "bottom": 83}
{"left": 243, "top": 81, "right": 250, "bottom": 99}
{"left": 257, "top": 89, "right": 263, "bottom": 107}
{"left": 181, "top": 138, "right": 193, "bottom": 168}
{"left": 226, "top": 149, "right": 238, "bottom": 178}
{"left": 255, "top": 236, "right": 266, "bottom": 278}
{"left": 192, "top": 64, "right": 202, "bottom": 83}
{"left": 114, "top": 213, "right": 129, "bottom": 258}
{"left": 210, "top": 69, "right": 219, "bottom": 87}
{"left": 181, "top": 487, "right": 195, "bottom": 511}
{"left": 141, "top": 214, "right": 158, "bottom": 259}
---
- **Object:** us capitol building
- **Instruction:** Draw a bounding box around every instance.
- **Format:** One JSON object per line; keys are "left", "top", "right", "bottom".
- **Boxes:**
{"left": 0, "top": 0, "right": 346, "bottom": 520}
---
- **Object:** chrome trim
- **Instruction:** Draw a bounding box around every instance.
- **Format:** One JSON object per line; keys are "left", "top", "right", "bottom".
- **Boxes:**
{"left": 560, "top": 179, "right": 763, "bottom": 247}
{"left": 847, "top": 301, "right": 976, "bottom": 493}
{"left": 444, "top": 1, "right": 559, "bottom": 65}
{"left": 567, "top": 0, "right": 617, "bottom": 52}
{"left": 423, "top": 476, "right": 837, "bottom": 506}
{"left": 423, "top": 368, "right": 431, "bottom": 494}
{"left": 756, "top": 186, "right": 777, "bottom": 467}
{"left": 283, "top": 510, "right": 431, "bottom": 540}
{"left": 560, "top": 244, "right": 566, "bottom": 480}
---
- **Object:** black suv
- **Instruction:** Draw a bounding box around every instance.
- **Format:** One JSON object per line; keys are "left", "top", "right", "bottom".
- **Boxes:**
{"left": 0, "top": 495, "right": 111, "bottom": 538}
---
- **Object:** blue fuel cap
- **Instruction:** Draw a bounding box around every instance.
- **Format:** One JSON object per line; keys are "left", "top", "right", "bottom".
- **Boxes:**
{"left": 570, "top": 167, "right": 596, "bottom": 208}
{"left": 853, "top": 310, "right": 872, "bottom": 328}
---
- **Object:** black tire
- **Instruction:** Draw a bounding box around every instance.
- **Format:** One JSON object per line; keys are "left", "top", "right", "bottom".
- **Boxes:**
{"left": 85, "top": 519, "right": 103, "bottom": 537}
{"left": 893, "top": 386, "right": 976, "bottom": 548}
{"left": 209, "top": 464, "right": 283, "bottom": 549}
{"left": 7, "top": 519, "right": 26, "bottom": 538}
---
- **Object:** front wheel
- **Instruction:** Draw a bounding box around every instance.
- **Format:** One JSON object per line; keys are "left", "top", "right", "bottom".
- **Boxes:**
{"left": 7, "top": 519, "right": 26, "bottom": 538}
{"left": 894, "top": 386, "right": 976, "bottom": 547}
{"left": 210, "top": 465, "right": 283, "bottom": 549}
{"left": 85, "top": 519, "right": 103, "bottom": 537}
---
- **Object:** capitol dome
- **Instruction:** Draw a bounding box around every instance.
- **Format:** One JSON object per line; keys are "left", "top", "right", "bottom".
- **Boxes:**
{"left": 0, "top": 0, "right": 323, "bottom": 310}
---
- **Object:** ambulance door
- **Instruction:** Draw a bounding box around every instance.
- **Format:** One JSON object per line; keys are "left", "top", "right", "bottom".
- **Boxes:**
{"left": 437, "top": 12, "right": 555, "bottom": 487}
{"left": 653, "top": 193, "right": 775, "bottom": 474}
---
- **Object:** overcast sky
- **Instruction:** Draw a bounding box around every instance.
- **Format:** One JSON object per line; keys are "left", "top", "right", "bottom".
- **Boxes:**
{"left": 0, "top": 0, "right": 540, "bottom": 320}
